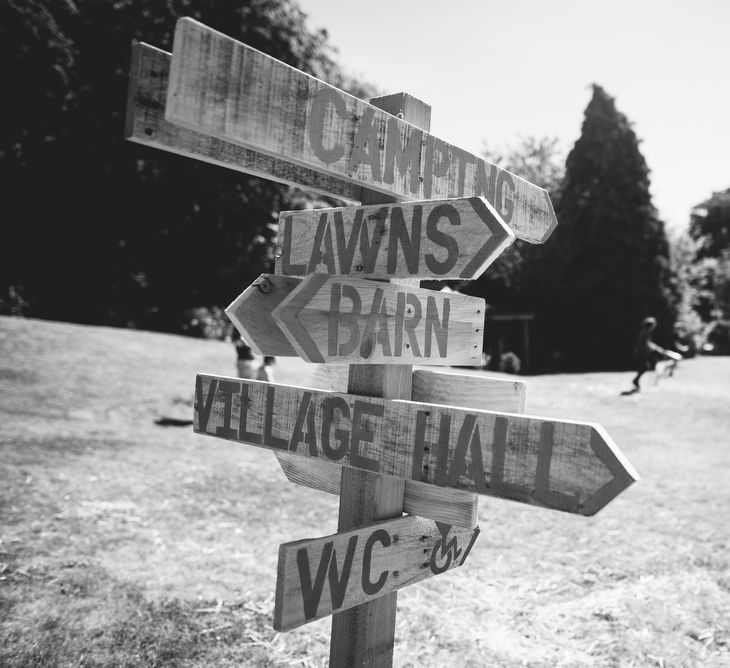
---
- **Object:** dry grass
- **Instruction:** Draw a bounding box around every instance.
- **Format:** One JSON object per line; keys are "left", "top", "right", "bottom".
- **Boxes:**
{"left": 1, "top": 315, "right": 728, "bottom": 667}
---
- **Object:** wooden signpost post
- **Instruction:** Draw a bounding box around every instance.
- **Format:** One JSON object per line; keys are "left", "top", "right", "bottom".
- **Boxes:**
{"left": 126, "top": 18, "right": 638, "bottom": 666}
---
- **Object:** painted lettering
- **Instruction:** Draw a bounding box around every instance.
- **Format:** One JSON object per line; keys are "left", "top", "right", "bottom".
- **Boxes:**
{"left": 350, "top": 400, "right": 383, "bottom": 472}
{"left": 195, "top": 376, "right": 217, "bottom": 432}
{"left": 360, "top": 208, "right": 388, "bottom": 273}
{"left": 402, "top": 293, "right": 422, "bottom": 357}
{"left": 263, "top": 385, "right": 288, "bottom": 449}
{"left": 412, "top": 411, "right": 452, "bottom": 483}
{"left": 451, "top": 146, "right": 475, "bottom": 197}
{"left": 297, "top": 542, "right": 331, "bottom": 620}
{"left": 496, "top": 170, "right": 515, "bottom": 223}
{"left": 238, "top": 382, "right": 262, "bottom": 443}
{"left": 280, "top": 215, "right": 306, "bottom": 275}
{"left": 359, "top": 288, "right": 390, "bottom": 359}
{"left": 295, "top": 534, "right": 358, "bottom": 620}
{"left": 320, "top": 396, "right": 350, "bottom": 460}
{"left": 361, "top": 529, "right": 390, "bottom": 595}
{"left": 288, "top": 391, "right": 319, "bottom": 456}
{"left": 423, "top": 136, "right": 450, "bottom": 199}
{"left": 387, "top": 205, "right": 422, "bottom": 275}
{"left": 474, "top": 159, "right": 497, "bottom": 204}
{"left": 424, "top": 204, "right": 460, "bottom": 276}
{"left": 534, "top": 422, "right": 579, "bottom": 511}
{"left": 383, "top": 117, "right": 422, "bottom": 193}
{"left": 308, "top": 88, "right": 346, "bottom": 164}
{"left": 447, "top": 415, "right": 488, "bottom": 493}
{"left": 327, "top": 536, "right": 358, "bottom": 611}
{"left": 333, "top": 209, "right": 364, "bottom": 274}
{"left": 347, "top": 106, "right": 382, "bottom": 181}
{"left": 424, "top": 296, "right": 449, "bottom": 358}
{"left": 306, "top": 212, "right": 336, "bottom": 274}
{"left": 332, "top": 283, "right": 362, "bottom": 356}
{"left": 215, "top": 379, "right": 240, "bottom": 439}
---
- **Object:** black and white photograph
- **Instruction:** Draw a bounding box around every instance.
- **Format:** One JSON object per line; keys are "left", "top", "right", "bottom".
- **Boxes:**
{"left": 1, "top": 1, "right": 728, "bottom": 665}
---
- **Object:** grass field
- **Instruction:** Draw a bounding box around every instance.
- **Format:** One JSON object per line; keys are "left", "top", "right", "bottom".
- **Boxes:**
{"left": 1, "top": 315, "right": 729, "bottom": 667}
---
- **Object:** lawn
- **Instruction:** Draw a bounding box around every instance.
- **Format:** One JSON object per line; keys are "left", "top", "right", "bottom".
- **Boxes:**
{"left": 1, "top": 315, "right": 728, "bottom": 667}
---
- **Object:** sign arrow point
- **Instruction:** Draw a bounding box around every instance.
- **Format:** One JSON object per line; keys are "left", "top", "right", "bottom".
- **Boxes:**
{"left": 581, "top": 426, "right": 640, "bottom": 516}
{"left": 272, "top": 273, "right": 330, "bottom": 363}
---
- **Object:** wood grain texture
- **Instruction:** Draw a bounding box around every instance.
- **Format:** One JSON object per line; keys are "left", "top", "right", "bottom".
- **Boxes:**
{"left": 274, "top": 516, "right": 479, "bottom": 631}
{"left": 194, "top": 375, "right": 639, "bottom": 516}
{"left": 274, "top": 197, "right": 515, "bottom": 280}
{"left": 271, "top": 273, "right": 484, "bottom": 365}
{"left": 225, "top": 274, "right": 298, "bottom": 356}
{"left": 276, "top": 369, "right": 527, "bottom": 527}
{"left": 125, "top": 42, "right": 361, "bottom": 202}
{"left": 227, "top": 274, "right": 484, "bottom": 365}
{"left": 165, "top": 18, "right": 559, "bottom": 244}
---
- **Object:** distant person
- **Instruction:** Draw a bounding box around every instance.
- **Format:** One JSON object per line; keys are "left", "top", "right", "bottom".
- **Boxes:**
{"left": 256, "top": 356, "right": 276, "bottom": 382}
{"left": 630, "top": 316, "right": 666, "bottom": 392}
{"left": 231, "top": 328, "right": 256, "bottom": 379}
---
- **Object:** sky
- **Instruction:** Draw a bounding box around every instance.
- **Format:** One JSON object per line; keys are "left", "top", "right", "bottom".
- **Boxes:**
{"left": 297, "top": 0, "right": 730, "bottom": 233}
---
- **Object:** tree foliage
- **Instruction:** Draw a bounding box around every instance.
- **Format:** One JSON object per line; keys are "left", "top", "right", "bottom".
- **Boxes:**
{"left": 0, "top": 0, "right": 369, "bottom": 332}
{"left": 690, "top": 187, "right": 730, "bottom": 260}
{"left": 533, "top": 85, "right": 678, "bottom": 370}
{"left": 471, "top": 136, "right": 565, "bottom": 308}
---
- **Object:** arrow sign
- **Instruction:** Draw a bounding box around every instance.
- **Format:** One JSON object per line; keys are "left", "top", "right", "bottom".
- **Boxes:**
{"left": 166, "top": 18, "right": 558, "bottom": 244}
{"left": 225, "top": 275, "right": 298, "bottom": 357}
{"left": 274, "top": 516, "right": 479, "bottom": 631}
{"left": 272, "top": 274, "right": 484, "bottom": 366}
{"left": 226, "top": 274, "right": 485, "bottom": 365}
{"left": 194, "top": 375, "right": 639, "bottom": 516}
{"left": 125, "top": 43, "right": 362, "bottom": 203}
{"left": 275, "top": 197, "right": 514, "bottom": 280}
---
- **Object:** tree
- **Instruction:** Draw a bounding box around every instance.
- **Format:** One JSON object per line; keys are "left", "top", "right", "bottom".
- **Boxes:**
{"left": 456, "top": 137, "right": 565, "bottom": 370}
{"left": 690, "top": 187, "right": 730, "bottom": 259}
{"left": 543, "top": 85, "right": 678, "bottom": 370}
{"left": 0, "top": 0, "right": 369, "bottom": 332}
{"left": 470, "top": 136, "right": 565, "bottom": 307}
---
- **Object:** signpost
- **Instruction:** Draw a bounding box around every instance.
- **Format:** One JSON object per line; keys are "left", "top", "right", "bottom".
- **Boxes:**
{"left": 275, "top": 197, "right": 514, "bottom": 280}
{"left": 126, "top": 18, "right": 638, "bottom": 666}
{"left": 274, "top": 516, "right": 479, "bottom": 631}
{"left": 165, "top": 18, "right": 558, "bottom": 244}
{"left": 194, "top": 375, "right": 637, "bottom": 516}
{"left": 126, "top": 42, "right": 362, "bottom": 202}
{"left": 226, "top": 273, "right": 485, "bottom": 365}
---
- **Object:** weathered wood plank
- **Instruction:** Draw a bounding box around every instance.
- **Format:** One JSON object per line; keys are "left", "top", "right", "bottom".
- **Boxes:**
{"left": 274, "top": 515, "right": 479, "bottom": 631}
{"left": 165, "top": 18, "right": 559, "bottom": 244}
{"left": 276, "top": 370, "right": 527, "bottom": 527}
{"left": 125, "top": 42, "right": 361, "bottom": 202}
{"left": 194, "top": 375, "right": 638, "bottom": 516}
{"left": 272, "top": 274, "right": 484, "bottom": 365}
{"left": 227, "top": 273, "right": 484, "bottom": 365}
{"left": 274, "top": 197, "right": 514, "bottom": 280}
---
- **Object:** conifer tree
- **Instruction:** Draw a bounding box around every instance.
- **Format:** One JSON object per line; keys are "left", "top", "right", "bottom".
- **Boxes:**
{"left": 545, "top": 84, "right": 677, "bottom": 370}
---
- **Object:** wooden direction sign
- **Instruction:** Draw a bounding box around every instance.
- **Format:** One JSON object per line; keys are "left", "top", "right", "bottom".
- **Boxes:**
{"left": 275, "top": 197, "right": 514, "bottom": 280}
{"left": 165, "top": 18, "right": 558, "bottom": 244}
{"left": 195, "top": 375, "right": 639, "bottom": 516}
{"left": 275, "top": 516, "right": 479, "bottom": 631}
{"left": 226, "top": 273, "right": 485, "bottom": 366}
{"left": 276, "top": 369, "right": 528, "bottom": 528}
{"left": 125, "top": 42, "right": 362, "bottom": 203}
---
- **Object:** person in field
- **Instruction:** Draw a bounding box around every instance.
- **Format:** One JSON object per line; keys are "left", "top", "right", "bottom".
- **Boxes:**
{"left": 231, "top": 328, "right": 256, "bottom": 379}
{"left": 631, "top": 316, "right": 666, "bottom": 392}
{"left": 256, "top": 356, "right": 276, "bottom": 382}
